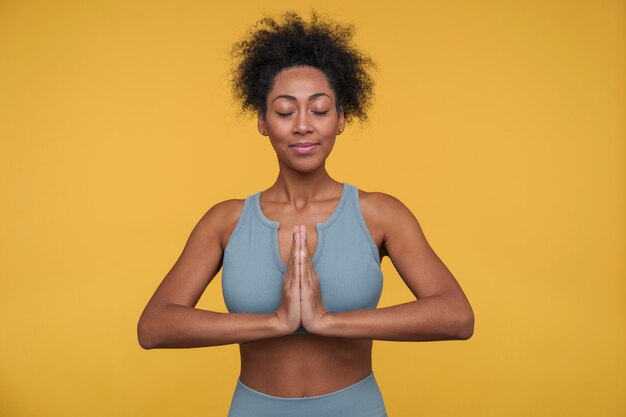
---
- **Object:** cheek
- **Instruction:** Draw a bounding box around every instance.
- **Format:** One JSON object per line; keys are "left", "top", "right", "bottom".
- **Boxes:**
{"left": 319, "top": 120, "right": 339, "bottom": 136}
{"left": 266, "top": 120, "right": 290, "bottom": 136}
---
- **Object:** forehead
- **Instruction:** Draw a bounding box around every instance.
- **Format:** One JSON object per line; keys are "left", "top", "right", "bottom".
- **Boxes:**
{"left": 268, "top": 66, "right": 335, "bottom": 99}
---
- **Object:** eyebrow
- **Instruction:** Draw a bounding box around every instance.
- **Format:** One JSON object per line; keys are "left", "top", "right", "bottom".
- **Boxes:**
{"left": 271, "top": 92, "right": 331, "bottom": 103}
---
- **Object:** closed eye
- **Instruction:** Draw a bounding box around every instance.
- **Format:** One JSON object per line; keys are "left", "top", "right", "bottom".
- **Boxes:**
{"left": 313, "top": 110, "right": 329, "bottom": 115}
{"left": 276, "top": 112, "right": 293, "bottom": 117}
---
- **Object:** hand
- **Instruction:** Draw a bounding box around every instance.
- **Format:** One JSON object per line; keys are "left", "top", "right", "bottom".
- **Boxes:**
{"left": 298, "top": 225, "right": 330, "bottom": 334}
{"left": 273, "top": 226, "right": 302, "bottom": 335}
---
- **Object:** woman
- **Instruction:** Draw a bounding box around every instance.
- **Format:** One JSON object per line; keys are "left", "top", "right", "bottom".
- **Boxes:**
{"left": 137, "top": 10, "right": 474, "bottom": 417}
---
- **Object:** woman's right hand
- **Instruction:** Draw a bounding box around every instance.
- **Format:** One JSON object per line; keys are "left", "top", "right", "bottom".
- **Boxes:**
{"left": 273, "top": 226, "right": 302, "bottom": 334}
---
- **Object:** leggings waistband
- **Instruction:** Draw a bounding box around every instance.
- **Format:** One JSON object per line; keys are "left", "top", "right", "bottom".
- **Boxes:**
{"left": 227, "top": 372, "right": 388, "bottom": 417}
{"left": 237, "top": 372, "right": 375, "bottom": 400}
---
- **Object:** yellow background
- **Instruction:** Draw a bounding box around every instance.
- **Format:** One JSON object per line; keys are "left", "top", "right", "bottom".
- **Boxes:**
{"left": 1, "top": 1, "right": 624, "bottom": 416}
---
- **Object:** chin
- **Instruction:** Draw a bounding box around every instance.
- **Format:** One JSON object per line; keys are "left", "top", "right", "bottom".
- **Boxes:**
{"left": 289, "top": 158, "right": 327, "bottom": 171}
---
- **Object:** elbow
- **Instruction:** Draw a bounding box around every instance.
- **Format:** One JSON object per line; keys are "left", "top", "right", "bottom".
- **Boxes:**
{"left": 454, "top": 309, "right": 474, "bottom": 340}
{"left": 137, "top": 315, "right": 159, "bottom": 349}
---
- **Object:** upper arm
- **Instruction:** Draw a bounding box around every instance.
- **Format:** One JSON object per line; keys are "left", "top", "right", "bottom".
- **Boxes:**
{"left": 376, "top": 193, "right": 469, "bottom": 303}
{"left": 142, "top": 199, "right": 244, "bottom": 310}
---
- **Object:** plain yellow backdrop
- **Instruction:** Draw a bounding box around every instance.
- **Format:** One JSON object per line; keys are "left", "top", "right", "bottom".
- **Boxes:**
{"left": 1, "top": 1, "right": 624, "bottom": 416}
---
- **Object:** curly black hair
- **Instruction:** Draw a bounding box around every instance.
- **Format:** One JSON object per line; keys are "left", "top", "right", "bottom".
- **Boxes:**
{"left": 230, "top": 10, "right": 376, "bottom": 124}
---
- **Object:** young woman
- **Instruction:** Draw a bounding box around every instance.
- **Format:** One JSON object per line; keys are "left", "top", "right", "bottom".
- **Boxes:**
{"left": 137, "top": 10, "right": 474, "bottom": 417}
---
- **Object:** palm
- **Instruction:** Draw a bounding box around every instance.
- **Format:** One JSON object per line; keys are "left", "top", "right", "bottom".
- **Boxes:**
{"left": 298, "top": 225, "right": 328, "bottom": 332}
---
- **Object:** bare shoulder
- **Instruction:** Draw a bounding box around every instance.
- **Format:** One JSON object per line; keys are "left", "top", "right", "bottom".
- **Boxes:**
{"left": 357, "top": 187, "right": 423, "bottom": 259}
{"left": 357, "top": 187, "right": 419, "bottom": 234}
{"left": 198, "top": 198, "right": 245, "bottom": 250}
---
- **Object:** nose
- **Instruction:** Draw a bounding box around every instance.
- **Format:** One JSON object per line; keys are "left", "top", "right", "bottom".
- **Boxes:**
{"left": 293, "top": 110, "right": 313, "bottom": 135}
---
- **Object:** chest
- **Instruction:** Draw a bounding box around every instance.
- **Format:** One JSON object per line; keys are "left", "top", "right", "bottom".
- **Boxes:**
{"left": 266, "top": 191, "right": 384, "bottom": 267}
{"left": 221, "top": 186, "right": 383, "bottom": 315}
{"left": 273, "top": 219, "right": 383, "bottom": 269}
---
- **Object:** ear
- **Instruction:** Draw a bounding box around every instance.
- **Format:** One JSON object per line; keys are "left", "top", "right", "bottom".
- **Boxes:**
{"left": 336, "top": 109, "right": 346, "bottom": 135}
{"left": 257, "top": 115, "right": 268, "bottom": 136}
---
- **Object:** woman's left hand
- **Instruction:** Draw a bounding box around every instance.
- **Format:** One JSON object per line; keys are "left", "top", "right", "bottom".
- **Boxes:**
{"left": 298, "top": 225, "right": 331, "bottom": 334}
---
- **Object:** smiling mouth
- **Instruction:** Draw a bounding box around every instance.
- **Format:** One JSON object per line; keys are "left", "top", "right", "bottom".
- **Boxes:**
{"left": 290, "top": 143, "right": 320, "bottom": 154}
{"left": 290, "top": 142, "right": 320, "bottom": 147}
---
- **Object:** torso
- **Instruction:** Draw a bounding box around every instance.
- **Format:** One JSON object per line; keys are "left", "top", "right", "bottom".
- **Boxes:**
{"left": 219, "top": 185, "right": 387, "bottom": 397}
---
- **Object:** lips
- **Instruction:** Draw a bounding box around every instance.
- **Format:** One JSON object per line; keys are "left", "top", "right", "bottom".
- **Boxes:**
{"left": 290, "top": 142, "right": 320, "bottom": 147}
{"left": 290, "top": 143, "right": 320, "bottom": 154}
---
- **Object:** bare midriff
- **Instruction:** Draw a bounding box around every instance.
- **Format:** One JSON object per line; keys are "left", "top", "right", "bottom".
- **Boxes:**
{"left": 238, "top": 334, "right": 373, "bottom": 398}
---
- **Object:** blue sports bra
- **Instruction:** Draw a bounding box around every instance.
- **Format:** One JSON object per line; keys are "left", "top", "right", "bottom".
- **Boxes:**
{"left": 221, "top": 182, "right": 383, "bottom": 334}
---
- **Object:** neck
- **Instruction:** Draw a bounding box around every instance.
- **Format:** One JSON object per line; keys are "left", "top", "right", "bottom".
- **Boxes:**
{"left": 264, "top": 169, "right": 341, "bottom": 205}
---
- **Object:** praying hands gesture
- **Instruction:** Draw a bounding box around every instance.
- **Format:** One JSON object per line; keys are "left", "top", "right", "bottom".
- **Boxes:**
{"left": 138, "top": 190, "right": 474, "bottom": 349}
{"left": 273, "top": 225, "right": 330, "bottom": 335}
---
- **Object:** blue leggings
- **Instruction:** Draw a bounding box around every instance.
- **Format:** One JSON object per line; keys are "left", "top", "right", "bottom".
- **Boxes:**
{"left": 227, "top": 372, "right": 388, "bottom": 417}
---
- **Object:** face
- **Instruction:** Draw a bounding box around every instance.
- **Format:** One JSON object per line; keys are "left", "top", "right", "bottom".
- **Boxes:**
{"left": 258, "top": 66, "right": 345, "bottom": 171}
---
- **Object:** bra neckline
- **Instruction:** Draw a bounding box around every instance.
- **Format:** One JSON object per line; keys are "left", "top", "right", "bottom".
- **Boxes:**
{"left": 253, "top": 182, "right": 349, "bottom": 231}
{"left": 253, "top": 182, "right": 350, "bottom": 273}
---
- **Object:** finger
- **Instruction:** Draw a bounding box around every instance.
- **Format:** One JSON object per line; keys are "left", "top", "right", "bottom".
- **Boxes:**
{"left": 296, "top": 228, "right": 302, "bottom": 298}
{"left": 287, "top": 226, "right": 295, "bottom": 261}
{"left": 304, "top": 228, "right": 313, "bottom": 269}
{"left": 293, "top": 227, "right": 300, "bottom": 279}
{"left": 299, "top": 226, "right": 309, "bottom": 285}
{"left": 305, "top": 253, "right": 314, "bottom": 287}
{"left": 302, "top": 226, "right": 314, "bottom": 283}
{"left": 301, "top": 225, "right": 307, "bottom": 256}
{"left": 285, "top": 227, "right": 296, "bottom": 279}
{"left": 300, "top": 226, "right": 308, "bottom": 280}
{"left": 303, "top": 226, "right": 312, "bottom": 260}
{"left": 294, "top": 226, "right": 300, "bottom": 263}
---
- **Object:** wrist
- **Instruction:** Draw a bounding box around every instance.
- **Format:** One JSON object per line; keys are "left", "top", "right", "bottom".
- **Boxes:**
{"left": 269, "top": 313, "right": 295, "bottom": 337}
{"left": 309, "top": 311, "right": 335, "bottom": 336}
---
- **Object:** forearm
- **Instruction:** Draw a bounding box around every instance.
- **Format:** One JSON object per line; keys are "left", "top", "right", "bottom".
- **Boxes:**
{"left": 317, "top": 294, "right": 474, "bottom": 341}
{"left": 137, "top": 304, "right": 287, "bottom": 349}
